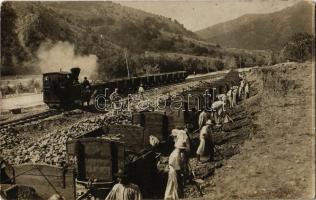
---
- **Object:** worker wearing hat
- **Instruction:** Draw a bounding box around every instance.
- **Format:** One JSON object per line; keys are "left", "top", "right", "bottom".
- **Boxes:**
{"left": 106, "top": 168, "right": 142, "bottom": 200}
{"left": 170, "top": 128, "right": 190, "bottom": 153}
{"left": 164, "top": 140, "right": 187, "bottom": 199}
{"left": 196, "top": 120, "right": 214, "bottom": 162}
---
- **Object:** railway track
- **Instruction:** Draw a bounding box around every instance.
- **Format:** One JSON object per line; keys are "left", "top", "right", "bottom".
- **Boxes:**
{"left": 0, "top": 71, "right": 228, "bottom": 130}
{"left": 0, "top": 110, "right": 62, "bottom": 130}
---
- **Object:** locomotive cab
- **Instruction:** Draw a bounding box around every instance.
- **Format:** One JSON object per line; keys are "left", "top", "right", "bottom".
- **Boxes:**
{"left": 43, "top": 71, "right": 81, "bottom": 109}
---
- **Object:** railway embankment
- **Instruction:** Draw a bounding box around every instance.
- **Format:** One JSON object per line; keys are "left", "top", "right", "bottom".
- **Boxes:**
{"left": 189, "top": 62, "right": 314, "bottom": 199}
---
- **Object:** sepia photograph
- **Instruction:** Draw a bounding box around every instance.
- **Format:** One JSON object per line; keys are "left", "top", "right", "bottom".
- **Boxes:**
{"left": 0, "top": 0, "right": 315, "bottom": 199}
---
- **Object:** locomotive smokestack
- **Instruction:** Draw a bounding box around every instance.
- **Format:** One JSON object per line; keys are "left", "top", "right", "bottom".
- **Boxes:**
{"left": 71, "top": 67, "right": 81, "bottom": 82}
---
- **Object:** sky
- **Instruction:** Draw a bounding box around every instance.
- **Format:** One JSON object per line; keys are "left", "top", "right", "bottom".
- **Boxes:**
{"left": 119, "top": 0, "right": 302, "bottom": 31}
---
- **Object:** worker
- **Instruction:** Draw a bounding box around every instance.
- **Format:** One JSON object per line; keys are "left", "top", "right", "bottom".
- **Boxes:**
{"left": 198, "top": 109, "right": 209, "bottom": 129}
{"left": 226, "top": 88, "right": 232, "bottom": 109}
{"left": 232, "top": 86, "right": 238, "bottom": 107}
{"left": 245, "top": 83, "right": 249, "bottom": 99}
{"left": 166, "top": 92, "right": 172, "bottom": 106}
{"left": 196, "top": 120, "right": 214, "bottom": 162}
{"left": 216, "top": 93, "right": 227, "bottom": 104}
{"left": 82, "top": 77, "right": 90, "bottom": 88}
{"left": 110, "top": 88, "right": 119, "bottom": 101}
{"left": 211, "top": 100, "right": 225, "bottom": 126}
{"left": 149, "top": 135, "right": 160, "bottom": 147}
{"left": 164, "top": 140, "right": 187, "bottom": 200}
{"left": 82, "top": 86, "right": 91, "bottom": 106}
{"left": 48, "top": 194, "right": 64, "bottom": 200}
{"left": 171, "top": 129, "right": 190, "bottom": 153}
{"left": 110, "top": 88, "right": 120, "bottom": 115}
{"left": 82, "top": 78, "right": 91, "bottom": 107}
{"left": 222, "top": 110, "right": 233, "bottom": 124}
{"left": 106, "top": 169, "right": 142, "bottom": 200}
{"left": 240, "top": 79, "right": 245, "bottom": 90}
{"left": 138, "top": 84, "right": 145, "bottom": 100}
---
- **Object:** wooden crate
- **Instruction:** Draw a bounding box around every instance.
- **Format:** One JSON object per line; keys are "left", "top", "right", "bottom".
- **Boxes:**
{"left": 142, "top": 112, "right": 168, "bottom": 144}
{"left": 109, "top": 124, "right": 144, "bottom": 152}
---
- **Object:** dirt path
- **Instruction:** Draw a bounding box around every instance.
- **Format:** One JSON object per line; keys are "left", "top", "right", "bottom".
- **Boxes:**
{"left": 200, "top": 62, "right": 314, "bottom": 199}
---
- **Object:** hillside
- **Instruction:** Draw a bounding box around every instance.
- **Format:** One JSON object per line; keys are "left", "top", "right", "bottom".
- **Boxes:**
{"left": 196, "top": 1, "right": 313, "bottom": 50}
{"left": 1, "top": 1, "right": 200, "bottom": 76}
{"left": 1, "top": 1, "right": 277, "bottom": 78}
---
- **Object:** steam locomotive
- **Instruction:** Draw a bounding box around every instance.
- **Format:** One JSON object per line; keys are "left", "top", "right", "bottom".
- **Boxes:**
{"left": 43, "top": 67, "right": 188, "bottom": 108}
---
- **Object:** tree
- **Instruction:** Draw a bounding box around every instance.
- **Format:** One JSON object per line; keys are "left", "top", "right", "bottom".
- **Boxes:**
{"left": 193, "top": 46, "right": 208, "bottom": 56}
{"left": 214, "top": 60, "right": 224, "bottom": 71}
{"left": 282, "top": 32, "right": 313, "bottom": 62}
{"left": 223, "top": 56, "right": 237, "bottom": 69}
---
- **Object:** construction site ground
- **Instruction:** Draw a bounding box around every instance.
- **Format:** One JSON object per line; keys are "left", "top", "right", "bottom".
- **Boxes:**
{"left": 1, "top": 62, "right": 314, "bottom": 199}
{"left": 184, "top": 62, "right": 314, "bottom": 199}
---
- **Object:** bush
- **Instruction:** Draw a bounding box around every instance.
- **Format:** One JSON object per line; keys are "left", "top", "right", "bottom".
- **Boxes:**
{"left": 214, "top": 60, "right": 224, "bottom": 70}
{"left": 193, "top": 46, "right": 208, "bottom": 56}
{"left": 282, "top": 32, "right": 313, "bottom": 62}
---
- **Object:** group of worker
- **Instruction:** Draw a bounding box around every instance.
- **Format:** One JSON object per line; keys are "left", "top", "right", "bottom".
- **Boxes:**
{"left": 225, "top": 78, "right": 250, "bottom": 109}
{"left": 77, "top": 75, "right": 250, "bottom": 200}
{"left": 209, "top": 76, "right": 250, "bottom": 126}
{"left": 108, "top": 84, "right": 145, "bottom": 114}
{"left": 81, "top": 76, "right": 146, "bottom": 111}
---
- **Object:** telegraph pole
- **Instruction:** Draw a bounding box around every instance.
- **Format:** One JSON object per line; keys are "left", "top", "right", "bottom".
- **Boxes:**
{"left": 124, "top": 49, "right": 130, "bottom": 78}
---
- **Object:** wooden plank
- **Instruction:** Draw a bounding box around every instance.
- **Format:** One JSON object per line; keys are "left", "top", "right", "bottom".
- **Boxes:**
{"left": 13, "top": 164, "right": 74, "bottom": 199}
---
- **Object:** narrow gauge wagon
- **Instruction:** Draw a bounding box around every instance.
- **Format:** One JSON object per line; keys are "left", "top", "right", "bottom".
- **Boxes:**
{"left": 43, "top": 67, "right": 188, "bottom": 109}
{"left": 66, "top": 124, "right": 158, "bottom": 199}
{"left": 65, "top": 109, "right": 196, "bottom": 199}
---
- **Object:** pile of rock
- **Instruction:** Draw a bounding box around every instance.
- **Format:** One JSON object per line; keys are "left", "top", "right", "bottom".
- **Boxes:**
{"left": 1, "top": 112, "right": 131, "bottom": 166}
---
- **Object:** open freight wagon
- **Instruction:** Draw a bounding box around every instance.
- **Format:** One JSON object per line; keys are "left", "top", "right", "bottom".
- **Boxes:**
{"left": 65, "top": 109, "right": 198, "bottom": 199}
{"left": 66, "top": 124, "right": 158, "bottom": 199}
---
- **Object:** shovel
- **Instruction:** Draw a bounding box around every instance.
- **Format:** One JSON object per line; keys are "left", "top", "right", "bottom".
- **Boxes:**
{"left": 188, "top": 161, "right": 204, "bottom": 197}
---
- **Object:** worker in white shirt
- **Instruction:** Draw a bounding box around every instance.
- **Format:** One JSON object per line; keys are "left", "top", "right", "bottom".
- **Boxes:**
{"left": 105, "top": 169, "right": 142, "bottom": 200}
{"left": 196, "top": 120, "right": 214, "bottom": 162}
{"left": 138, "top": 84, "right": 145, "bottom": 100}
{"left": 164, "top": 140, "right": 187, "bottom": 200}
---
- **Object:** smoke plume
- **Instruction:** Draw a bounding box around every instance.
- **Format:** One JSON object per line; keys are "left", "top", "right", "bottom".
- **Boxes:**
{"left": 37, "top": 41, "right": 98, "bottom": 79}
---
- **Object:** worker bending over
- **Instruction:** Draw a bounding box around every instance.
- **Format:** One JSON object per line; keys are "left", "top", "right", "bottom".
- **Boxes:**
{"left": 211, "top": 100, "right": 225, "bottom": 126}
{"left": 196, "top": 120, "right": 214, "bottom": 162}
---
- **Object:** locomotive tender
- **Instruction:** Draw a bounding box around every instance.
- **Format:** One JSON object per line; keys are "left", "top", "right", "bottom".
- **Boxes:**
{"left": 43, "top": 67, "right": 188, "bottom": 108}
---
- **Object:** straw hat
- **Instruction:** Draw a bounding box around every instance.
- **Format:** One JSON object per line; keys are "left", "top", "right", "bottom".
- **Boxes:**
{"left": 114, "top": 169, "right": 128, "bottom": 178}
{"left": 171, "top": 129, "right": 179, "bottom": 137}
{"left": 206, "top": 119, "right": 213, "bottom": 125}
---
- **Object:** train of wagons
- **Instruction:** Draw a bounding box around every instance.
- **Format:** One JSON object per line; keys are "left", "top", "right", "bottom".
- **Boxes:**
{"left": 43, "top": 68, "right": 188, "bottom": 108}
